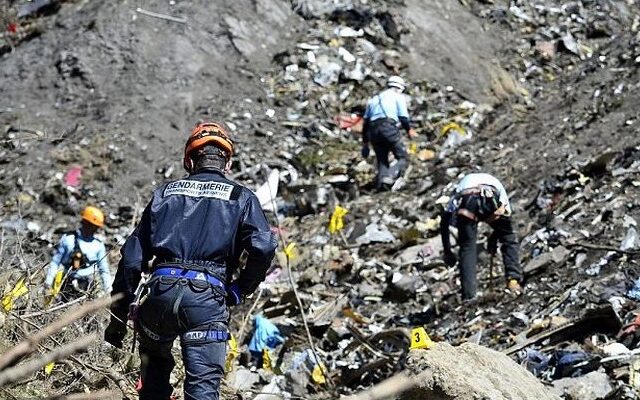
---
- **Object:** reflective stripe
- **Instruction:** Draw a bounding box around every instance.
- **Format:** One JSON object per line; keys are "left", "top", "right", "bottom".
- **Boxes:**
{"left": 152, "top": 267, "right": 225, "bottom": 289}
{"left": 182, "top": 330, "right": 230, "bottom": 342}
{"left": 139, "top": 322, "right": 230, "bottom": 343}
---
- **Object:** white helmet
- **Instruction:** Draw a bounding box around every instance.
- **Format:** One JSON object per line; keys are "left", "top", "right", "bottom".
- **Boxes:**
{"left": 387, "top": 75, "right": 406, "bottom": 91}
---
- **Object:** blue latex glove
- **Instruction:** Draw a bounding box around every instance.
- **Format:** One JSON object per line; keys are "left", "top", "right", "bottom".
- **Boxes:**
{"left": 227, "top": 282, "right": 242, "bottom": 306}
{"left": 361, "top": 145, "right": 370, "bottom": 158}
{"left": 249, "top": 315, "right": 285, "bottom": 353}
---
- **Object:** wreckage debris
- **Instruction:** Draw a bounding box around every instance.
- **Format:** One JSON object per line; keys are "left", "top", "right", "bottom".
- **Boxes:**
{"left": 1, "top": 0, "right": 640, "bottom": 399}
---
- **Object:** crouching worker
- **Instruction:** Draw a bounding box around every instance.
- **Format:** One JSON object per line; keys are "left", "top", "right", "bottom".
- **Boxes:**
{"left": 440, "top": 172, "right": 523, "bottom": 300}
{"left": 104, "top": 122, "right": 277, "bottom": 400}
{"left": 44, "top": 206, "right": 111, "bottom": 303}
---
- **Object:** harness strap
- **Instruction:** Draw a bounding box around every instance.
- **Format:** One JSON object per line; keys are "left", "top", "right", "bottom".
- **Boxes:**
{"left": 460, "top": 188, "right": 482, "bottom": 196}
{"left": 172, "top": 284, "right": 186, "bottom": 323}
{"left": 138, "top": 320, "right": 173, "bottom": 342}
{"left": 457, "top": 208, "right": 478, "bottom": 221}
{"left": 152, "top": 267, "right": 226, "bottom": 290}
{"left": 138, "top": 320, "right": 230, "bottom": 343}
{"left": 378, "top": 95, "right": 389, "bottom": 120}
{"left": 70, "top": 232, "right": 91, "bottom": 270}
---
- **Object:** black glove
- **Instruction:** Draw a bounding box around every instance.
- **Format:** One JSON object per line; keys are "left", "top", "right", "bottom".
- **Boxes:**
{"left": 487, "top": 235, "right": 498, "bottom": 255}
{"left": 226, "top": 282, "right": 243, "bottom": 306}
{"left": 104, "top": 319, "right": 127, "bottom": 349}
{"left": 443, "top": 252, "right": 457, "bottom": 267}
{"left": 361, "top": 145, "right": 370, "bottom": 159}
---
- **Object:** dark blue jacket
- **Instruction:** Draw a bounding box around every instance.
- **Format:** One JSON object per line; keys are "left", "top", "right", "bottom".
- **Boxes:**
{"left": 111, "top": 168, "right": 277, "bottom": 318}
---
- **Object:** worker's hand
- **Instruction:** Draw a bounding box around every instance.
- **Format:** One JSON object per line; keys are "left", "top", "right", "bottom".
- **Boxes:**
{"left": 361, "top": 145, "right": 370, "bottom": 159}
{"left": 104, "top": 320, "right": 127, "bottom": 349}
{"left": 408, "top": 128, "right": 418, "bottom": 139}
{"left": 226, "top": 282, "right": 242, "bottom": 306}
{"left": 443, "top": 252, "right": 457, "bottom": 267}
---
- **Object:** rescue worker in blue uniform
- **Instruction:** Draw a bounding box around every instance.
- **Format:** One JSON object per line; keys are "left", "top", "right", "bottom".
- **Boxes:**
{"left": 44, "top": 206, "right": 112, "bottom": 301}
{"left": 440, "top": 172, "right": 523, "bottom": 300}
{"left": 104, "top": 122, "right": 277, "bottom": 400}
{"left": 361, "top": 75, "right": 417, "bottom": 191}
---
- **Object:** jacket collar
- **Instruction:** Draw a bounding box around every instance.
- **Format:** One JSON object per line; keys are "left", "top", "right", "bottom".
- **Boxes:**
{"left": 75, "top": 229, "right": 95, "bottom": 242}
{"left": 190, "top": 167, "right": 225, "bottom": 176}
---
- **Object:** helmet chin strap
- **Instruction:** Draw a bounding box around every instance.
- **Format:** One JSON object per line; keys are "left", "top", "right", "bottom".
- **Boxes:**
{"left": 223, "top": 159, "right": 233, "bottom": 174}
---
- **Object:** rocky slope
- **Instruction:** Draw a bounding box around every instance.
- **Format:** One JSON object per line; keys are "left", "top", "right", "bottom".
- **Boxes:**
{"left": 1, "top": 0, "right": 640, "bottom": 399}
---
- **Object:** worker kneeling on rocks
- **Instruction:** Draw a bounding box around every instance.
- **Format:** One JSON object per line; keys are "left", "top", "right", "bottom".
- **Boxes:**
{"left": 44, "top": 206, "right": 112, "bottom": 301}
{"left": 104, "top": 122, "right": 277, "bottom": 400}
{"left": 440, "top": 172, "right": 523, "bottom": 300}
{"left": 361, "top": 75, "right": 417, "bottom": 191}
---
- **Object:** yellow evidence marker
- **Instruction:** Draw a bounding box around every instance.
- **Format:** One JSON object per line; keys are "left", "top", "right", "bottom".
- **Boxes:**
{"left": 410, "top": 327, "right": 434, "bottom": 350}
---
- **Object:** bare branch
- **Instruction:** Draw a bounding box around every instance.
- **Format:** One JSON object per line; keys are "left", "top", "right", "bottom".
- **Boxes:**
{"left": 47, "top": 390, "right": 122, "bottom": 400}
{"left": 345, "top": 371, "right": 426, "bottom": 400}
{"left": 0, "top": 295, "right": 122, "bottom": 370}
{"left": 566, "top": 241, "right": 640, "bottom": 255}
{"left": 15, "top": 295, "right": 88, "bottom": 319}
{"left": 0, "top": 334, "right": 97, "bottom": 386}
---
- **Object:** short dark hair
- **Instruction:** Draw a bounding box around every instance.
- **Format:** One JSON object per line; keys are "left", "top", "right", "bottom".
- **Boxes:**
{"left": 191, "top": 145, "right": 228, "bottom": 171}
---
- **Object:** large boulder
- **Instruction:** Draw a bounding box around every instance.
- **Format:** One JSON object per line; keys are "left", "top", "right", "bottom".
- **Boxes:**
{"left": 403, "top": 342, "right": 561, "bottom": 400}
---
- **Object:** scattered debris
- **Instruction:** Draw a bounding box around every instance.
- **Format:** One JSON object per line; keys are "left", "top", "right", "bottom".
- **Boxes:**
{"left": 1, "top": 0, "right": 640, "bottom": 399}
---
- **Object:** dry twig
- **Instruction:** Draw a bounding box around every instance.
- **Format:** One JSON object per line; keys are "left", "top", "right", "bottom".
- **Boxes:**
{"left": 0, "top": 334, "right": 97, "bottom": 386}
{"left": 16, "top": 295, "right": 88, "bottom": 318}
{"left": 237, "top": 287, "right": 264, "bottom": 343}
{"left": 262, "top": 167, "right": 334, "bottom": 388}
{"left": 0, "top": 295, "right": 121, "bottom": 370}
{"left": 345, "top": 371, "right": 428, "bottom": 400}
{"left": 47, "top": 390, "right": 122, "bottom": 400}
{"left": 135, "top": 8, "right": 187, "bottom": 24}
{"left": 567, "top": 241, "right": 640, "bottom": 255}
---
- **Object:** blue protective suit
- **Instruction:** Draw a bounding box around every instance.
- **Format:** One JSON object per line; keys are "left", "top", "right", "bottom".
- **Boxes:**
{"left": 111, "top": 167, "right": 277, "bottom": 400}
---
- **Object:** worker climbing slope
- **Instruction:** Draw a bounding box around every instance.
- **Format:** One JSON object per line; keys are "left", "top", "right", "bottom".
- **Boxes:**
{"left": 361, "top": 75, "right": 417, "bottom": 191}
{"left": 44, "top": 206, "right": 112, "bottom": 302}
{"left": 440, "top": 172, "right": 523, "bottom": 300}
{"left": 104, "top": 122, "right": 278, "bottom": 400}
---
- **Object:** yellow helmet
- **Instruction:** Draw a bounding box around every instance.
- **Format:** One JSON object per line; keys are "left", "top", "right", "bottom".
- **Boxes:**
{"left": 81, "top": 206, "right": 104, "bottom": 228}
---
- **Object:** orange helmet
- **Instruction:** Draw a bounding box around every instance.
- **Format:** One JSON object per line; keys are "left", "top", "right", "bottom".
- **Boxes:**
{"left": 183, "top": 122, "right": 234, "bottom": 172}
{"left": 81, "top": 206, "right": 104, "bottom": 228}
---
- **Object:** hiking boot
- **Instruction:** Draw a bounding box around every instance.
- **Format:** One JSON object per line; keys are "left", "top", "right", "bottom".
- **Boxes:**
{"left": 506, "top": 279, "right": 523, "bottom": 296}
{"left": 391, "top": 177, "right": 406, "bottom": 192}
{"left": 381, "top": 176, "right": 395, "bottom": 186}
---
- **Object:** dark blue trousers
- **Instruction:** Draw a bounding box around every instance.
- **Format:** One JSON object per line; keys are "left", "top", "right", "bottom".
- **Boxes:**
{"left": 368, "top": 119, "right": 408, "bottom": 190}
{"left": 136, "top": 276, "right": 229, "bottom": 400}
{"left": 457, "top": 215, "right": 522, "bottom": 299}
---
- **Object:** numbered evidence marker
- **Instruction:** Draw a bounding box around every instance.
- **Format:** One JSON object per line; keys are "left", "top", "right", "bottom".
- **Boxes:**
{"left": 410, "top": 327, "right": 434, "bottom": 350}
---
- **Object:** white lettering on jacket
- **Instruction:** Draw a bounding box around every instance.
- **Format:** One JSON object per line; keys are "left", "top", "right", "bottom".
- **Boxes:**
{"left": 163, "top": 180, "right": 233, "bottom": 200}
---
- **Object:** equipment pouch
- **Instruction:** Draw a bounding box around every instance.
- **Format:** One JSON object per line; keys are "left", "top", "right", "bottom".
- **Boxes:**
{"left": 71, "top": 251, "right": 85, "bottom": 270}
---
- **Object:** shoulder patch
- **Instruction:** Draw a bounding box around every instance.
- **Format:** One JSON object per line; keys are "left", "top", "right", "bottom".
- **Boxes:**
{"left": 163, "top": 179, "right": 238, "bottom": 201}
{"left": 230, "top": 185, "right": 242, "bottom": 200}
